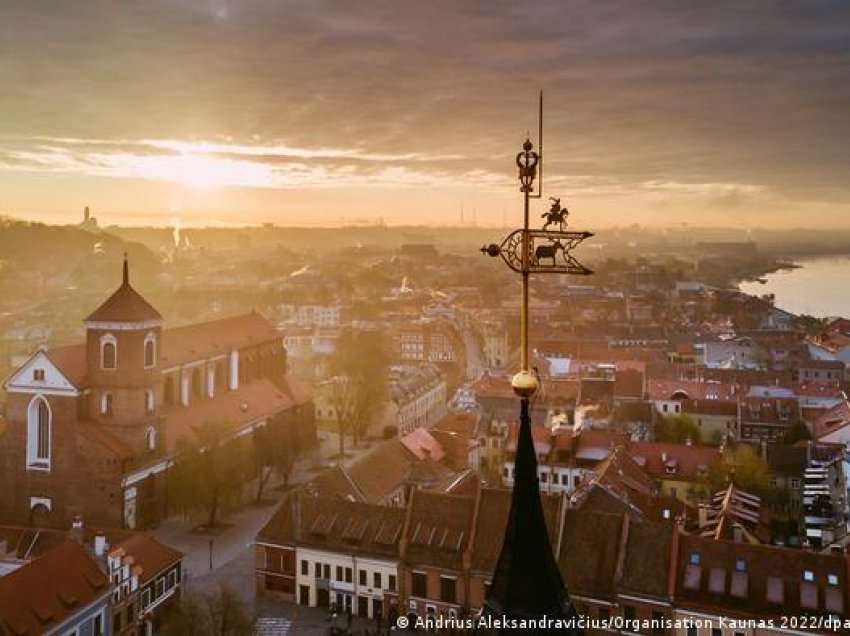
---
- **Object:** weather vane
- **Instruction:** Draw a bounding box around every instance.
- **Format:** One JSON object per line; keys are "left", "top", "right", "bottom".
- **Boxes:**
{"left": 478, "top": 91, "right": 588, "bottom": 632}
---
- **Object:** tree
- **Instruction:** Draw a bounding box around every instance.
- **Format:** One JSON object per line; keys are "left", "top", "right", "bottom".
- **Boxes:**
{"left": 251, "top": 421, "right": 298, "bottom": 502}
{"left": 655, "top": 414, "right": 702, "bottom": 445}
{"left": 168, "top": 420, "right": 249, "bottom": 529}
{"left": 708, "top": 444, "right": 770, "bottom": 496}
{"left": 161, "top": 586, "right": 255, "bottom": 636}
{"left": 328, "top": 329, "right": 391, "bottom": 455}
{"left": 782, "top": 420, "right": 811, "bottom": 445}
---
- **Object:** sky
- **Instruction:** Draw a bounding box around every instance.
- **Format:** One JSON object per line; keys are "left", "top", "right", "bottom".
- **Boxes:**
{"left": 1, "top": 1, "right": 849, "bottom": 228}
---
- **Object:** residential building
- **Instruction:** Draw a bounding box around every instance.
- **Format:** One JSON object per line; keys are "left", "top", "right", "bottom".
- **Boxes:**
{"left": 0, "top": 539, "right": 111, "bottom": 636}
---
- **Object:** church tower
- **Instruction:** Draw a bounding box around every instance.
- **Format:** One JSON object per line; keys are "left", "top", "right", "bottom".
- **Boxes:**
{"left": 84, "top": 255, "right": 163, "bottom": 455}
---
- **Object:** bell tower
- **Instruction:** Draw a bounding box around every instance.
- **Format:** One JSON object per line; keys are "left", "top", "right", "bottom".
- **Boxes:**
{"left": 84, "top": 255, "right": 163, "bottom": 454}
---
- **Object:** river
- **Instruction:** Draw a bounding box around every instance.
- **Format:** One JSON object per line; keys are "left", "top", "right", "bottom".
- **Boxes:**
{"left": 739, "top": 255, "right": 850, "bottom": 318}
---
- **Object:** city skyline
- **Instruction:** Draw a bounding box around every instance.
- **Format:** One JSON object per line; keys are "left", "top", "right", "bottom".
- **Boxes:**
{"left": 2, "top": 1, "right": 849, "bottom": 227}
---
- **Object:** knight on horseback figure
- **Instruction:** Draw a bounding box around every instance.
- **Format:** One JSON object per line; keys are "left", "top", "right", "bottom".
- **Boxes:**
{"left": 541, "top": 197, "right": 569, "bottom": 231}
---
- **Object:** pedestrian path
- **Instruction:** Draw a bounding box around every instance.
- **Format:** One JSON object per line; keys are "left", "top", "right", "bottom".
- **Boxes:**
{"left": 255, "top": 616, "right": 292, "bottom": 635}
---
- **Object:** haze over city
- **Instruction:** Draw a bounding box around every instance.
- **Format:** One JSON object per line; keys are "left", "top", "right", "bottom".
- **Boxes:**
{"left": 2, "top": 1, "right": 849, "bottom": 228}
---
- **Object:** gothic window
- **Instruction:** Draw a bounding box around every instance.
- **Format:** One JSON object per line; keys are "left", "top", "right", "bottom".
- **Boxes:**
{"left": 144, "top": 334, "right": 156, "bottom": 368}
{"left": 145, "top": 427, "right": 157, "bottom": 451}
{"left": 27, "top": 396, "right": 51, "bottom": 469}
{"left": 102, "top": 392, "right": 114, "bottom": 416}
{"left": 101, "top": 335, "right": 117, "bottom": 370}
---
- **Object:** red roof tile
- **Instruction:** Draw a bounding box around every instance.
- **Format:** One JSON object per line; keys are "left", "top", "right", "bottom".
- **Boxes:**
{"left": 630, "top": 442, "right": 722, "bottom": 482}
{"left": 159, "top": 312, "right": 280, "bottom": 367}
{"left": 0, "top": 540, "right": 109, "bottom": 636}
{"left": 85, "top": 280, "right": 162, "bottom": 323}
{"left": 109, "top": 533, "right": 182, "bottom": 584}
{"left": 161, "top": 378, "right": 295, "bottom": 455}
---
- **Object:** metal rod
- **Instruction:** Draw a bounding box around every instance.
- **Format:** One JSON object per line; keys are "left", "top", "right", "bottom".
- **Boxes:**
{"left": 521, "top": 187, "right": 529, "bottom": 372}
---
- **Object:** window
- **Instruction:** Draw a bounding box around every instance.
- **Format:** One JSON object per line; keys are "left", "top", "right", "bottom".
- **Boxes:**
{"left": 735, "top": 559, "right": 747, "bottom": 572}
{"left": 388, "top": 574, "right": 397, "bottom": 592}
{"left": 145, "top": 427, "right": 157, "bottom": 451}
{"left": 155, "top": 577, "right": 165, "bottom": 598}
{"left": 33, "top": 369, "right": 45, "bottom": 381}
{"left": 126, "top": 602, "right": 135, "bottom": 624}
{"left": 359, "top": 570, "right": 367, "bottom": 585}
{"left": 94, "top": 611, "right": 104, "bottom": 636}
{"left": 411, "top": 572, "right": 427, "bottom": 597}
{"left": 101, "top": 336, "right": 117, "bottom": 370}
{"left": 711, "top": 629, "right": 721, "bottom": 636}
{"left": 540, "top": 473, "right": 547, "bottom": 483}
{"left": 27, "top": 396, "right": 51, "bottom": 469}
{"left": 336, "top": 566, "right": 343, "bottom": 581}
{"left": 145, "top": 389, "right": 155, "bottom": 414}
{"left": 686, "top": 625, "right": 697, "bottom": 636}
{"left": 345, "top": 567, "right": 352, "bottom": 583}
{"left": 36, "top": 400, "right": 49, "bottom": 460}
{"left": 689, "top": 552, "right": 701, "bottom": 565}
{"left": 302, "top": 560, "right": 309, "bottom": 576}
{"left": 101, "top": 393, "right": 113, "bottom": 416}
{"left": 803, "top": 570, "right": 815, "bottom": 582}
{"left": 439, "top": 576, "right": 456, "bottom": 603}
{"left": 829, "top": 573, "right": 839, "bottom": 586}
{"left": 374, "top": 572, "right": 381, "bottom": 588}
{"left": 113, "top": 610, "right": 122, "bottom": 634}
{"left": 315, "top": 562, "right": 321, "bottom": 577}
{"left": 323, "top": 564, "right": 330, "bottom": 579}
{"left": 167, "top": 568, "right": 177, "bottom": 590}
{"left": 142, "top": 588, "right": 151, "bottom": 608}
{"left": 144, "top": 334, "right": 156, "bottom": 368}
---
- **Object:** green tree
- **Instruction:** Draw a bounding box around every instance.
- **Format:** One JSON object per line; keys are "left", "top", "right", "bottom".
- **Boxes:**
{"left": 161, "top": 586, "right": 255, "bottom": 636}
{"left": 655, "top": 414, "right": 702, "bottom": 445}
{"left": 708, "top": 444, "right": 770, "bottom": 496}
{"left": 328, "top": 329, "right": 391, "bottom": 454}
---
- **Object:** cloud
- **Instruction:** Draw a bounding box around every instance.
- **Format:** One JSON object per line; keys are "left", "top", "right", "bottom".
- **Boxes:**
{"left": 0, "top": 1, "right": 849, "bottom": 225}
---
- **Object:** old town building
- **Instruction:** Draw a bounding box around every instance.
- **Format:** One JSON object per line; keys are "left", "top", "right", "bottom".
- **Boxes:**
{"left": 0, "top": 259, "right": 314, "bottom": 530}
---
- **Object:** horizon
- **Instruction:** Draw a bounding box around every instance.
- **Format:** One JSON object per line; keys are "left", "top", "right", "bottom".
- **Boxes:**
{"left": 2, "top": 2, "right": 849, "bottom": 229}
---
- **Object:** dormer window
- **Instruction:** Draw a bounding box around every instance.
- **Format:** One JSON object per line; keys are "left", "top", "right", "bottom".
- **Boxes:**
{"left": 33, "top": 369, "right": 45, "bottom": 382}
{"left": 101, "top": 334, "right": 117, "bottom": 370}
{"left": 144, "top": 333, "right": 156, "bottom": 368}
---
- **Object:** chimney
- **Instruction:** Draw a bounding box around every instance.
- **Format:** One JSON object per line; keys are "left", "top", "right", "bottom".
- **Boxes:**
{"left": 94, "top": 532, "right": 108, "bottom": 557}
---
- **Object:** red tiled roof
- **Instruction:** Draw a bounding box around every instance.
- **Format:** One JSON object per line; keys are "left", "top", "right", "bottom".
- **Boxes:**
{"left": 161, "top": 378, "right": 296, "bottom": 455}
{"left": 813, "top": 398, "right": 850, "bottom": 440}
{"left": 46, "top": 343, "right": 87, "bottom": 387}
{"left": 400, "top": 428, "right": 445, "bottom": 462}
{"left": 76, "top": 421, "right": 134, "bottom": 460}
{"left": 85, "top": 281, "right": 162, "bottom": 323}
{"left": 160, "top": 312, "right": 280, "bottom": 367}
{"left": 0, "top": 540, "right": 109, "bottom": 636}
{"left": 630, "top": 442, "right": 722, "bottom": 482}
{"left": 109, "top": 533, "right": 183, "bottom": 584}
{"left": 648, "top": 379, "right": 736, "bottom": 401}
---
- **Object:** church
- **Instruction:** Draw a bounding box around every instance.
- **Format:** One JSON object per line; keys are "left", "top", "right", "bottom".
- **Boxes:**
{"left": 0, "top": 258, "right": 314, "bottom": 530}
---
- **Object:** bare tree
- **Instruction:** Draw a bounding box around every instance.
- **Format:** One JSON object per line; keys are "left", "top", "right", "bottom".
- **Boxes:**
{"left": 161, "top": 586, "right": 255, "bottom": 636}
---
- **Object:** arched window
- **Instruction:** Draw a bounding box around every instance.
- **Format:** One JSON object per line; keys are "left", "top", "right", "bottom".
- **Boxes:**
{"left": 144, "top": 333, "right": 156, "bottom": 368}
{"left": 101, "top": 334, "right": 117, "bottom": 370}
{"left": 101, "top": 392, "right": 113, "bottom": 416}
{"left": 145, "top": 427, "right": 157, "bottom": 451}
{"left": 27, "top": 396, "right": 51, "bottom": 469}
{"left": 145, "top": 389, "right": 155, "bottom": 414}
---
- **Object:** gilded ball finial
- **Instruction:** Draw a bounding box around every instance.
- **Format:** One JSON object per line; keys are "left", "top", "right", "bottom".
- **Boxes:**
{"left": 511, "top": 370, "right": 539, "bottom": 398}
